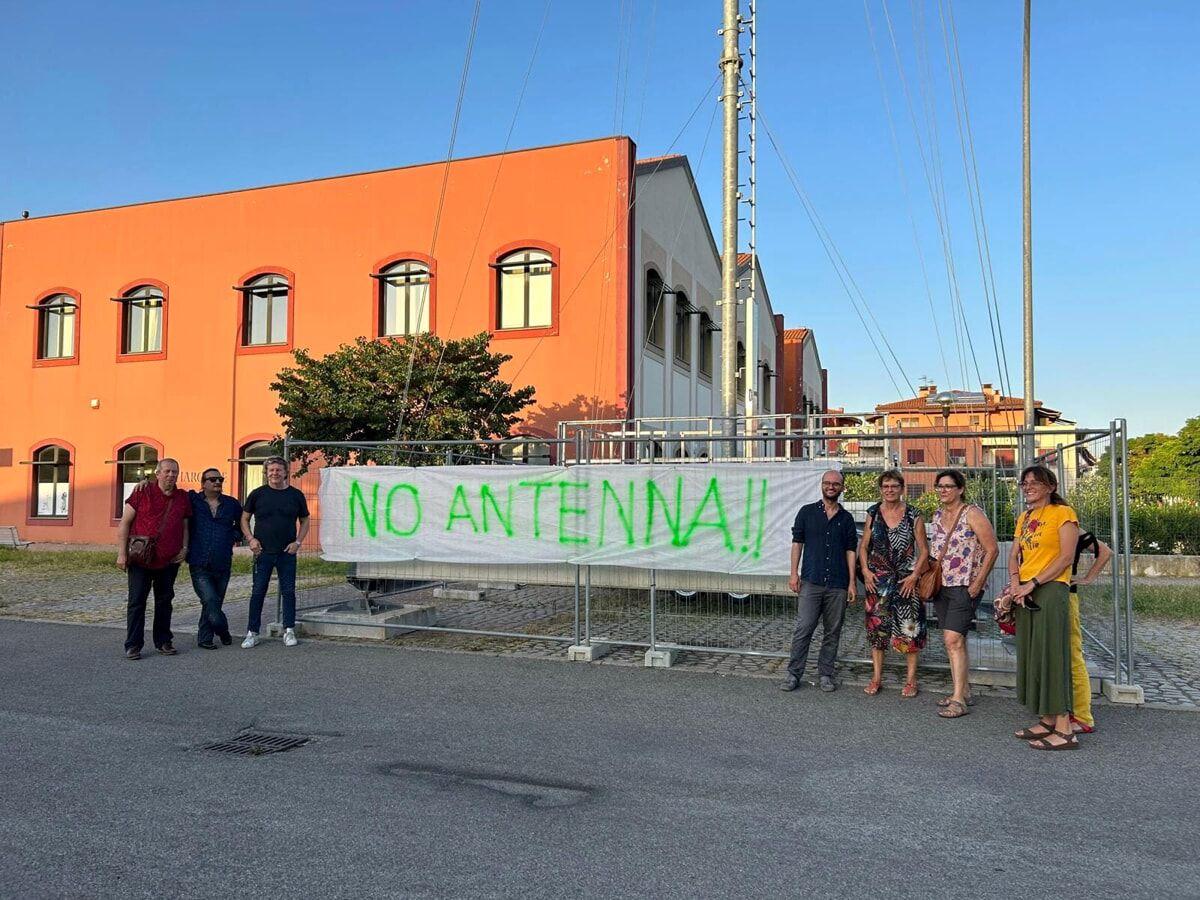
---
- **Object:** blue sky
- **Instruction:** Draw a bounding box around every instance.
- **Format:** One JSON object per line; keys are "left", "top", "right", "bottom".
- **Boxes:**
{"left": 2, "top": 1, "right": 1195, "bottom": 437}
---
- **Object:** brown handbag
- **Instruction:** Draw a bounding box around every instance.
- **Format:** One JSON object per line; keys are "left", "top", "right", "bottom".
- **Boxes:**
{"left": 917, "top": 504, "right": 966, "bottom": 600}
{"left": 126, "top": 489, "right": 177, "bottom": 568}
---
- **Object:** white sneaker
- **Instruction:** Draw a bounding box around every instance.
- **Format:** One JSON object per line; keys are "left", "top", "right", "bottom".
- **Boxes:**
{"left": 283, "top": 628, "right": 298, "bottom": 648}
{"left": 241, "top": 631, "right": 260, "bottom": 649}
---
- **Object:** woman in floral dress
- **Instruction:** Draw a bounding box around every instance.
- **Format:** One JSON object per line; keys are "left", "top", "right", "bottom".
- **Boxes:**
{"left": 858, "top": 469, "right": 930, "bottom": 697}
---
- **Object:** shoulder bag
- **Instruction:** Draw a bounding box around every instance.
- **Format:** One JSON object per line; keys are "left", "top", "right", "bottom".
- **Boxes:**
{"left": 917, "top": 504, "right": 966, "bottom": 601}
{"left": 126, "top": 489, "right": 177, "bottom": 568}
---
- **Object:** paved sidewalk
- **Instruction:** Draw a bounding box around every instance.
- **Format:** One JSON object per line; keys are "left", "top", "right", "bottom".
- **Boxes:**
{"left": 2, "top": 569, "right": 1196, "bottom": 709}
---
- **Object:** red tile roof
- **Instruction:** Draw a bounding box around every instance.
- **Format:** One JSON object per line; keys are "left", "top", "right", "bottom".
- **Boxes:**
{"left": 783, "top": 328, "right": 811, "bottom": 342}
{"left": 736, "top": 252, "right": 753, "bottom": 267}
{"left": 874, "top": 390, "right": 1061, "bottom": 420}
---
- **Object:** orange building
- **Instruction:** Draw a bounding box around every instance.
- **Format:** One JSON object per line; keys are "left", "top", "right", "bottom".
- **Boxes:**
{"left": 0, "top": 136, "right": 799, "bottom": 544}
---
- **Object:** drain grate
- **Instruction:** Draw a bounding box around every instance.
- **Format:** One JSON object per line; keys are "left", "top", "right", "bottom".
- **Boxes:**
{"left": 201, "top": 732, "right": 311, "bottom": 756}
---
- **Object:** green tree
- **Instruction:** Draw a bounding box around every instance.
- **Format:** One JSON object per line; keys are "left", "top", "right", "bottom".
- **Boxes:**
{"left": 272, "top": 332, "right": 536, "bottom": 469}
{"left": 842, "top": 472, "right": 878, "bottom": 502}
{"left": 1132, "top": 416, "right": 1200, "bottom": 501}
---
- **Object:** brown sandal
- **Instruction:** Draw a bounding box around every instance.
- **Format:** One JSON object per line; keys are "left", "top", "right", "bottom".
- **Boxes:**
{"left": 1014, "top": 722, "right": 1054, "bottom": 740}
{"left": 1028, "top": 729, "right": 1080, "bottom": 751}
{"left": 937, "top": 695, "right": 976, "bottom": 707}
{"left": 864, "top": 679, "right": 883, "bottom": 695}
{"left": 938, "top": 699, "right": 970, "bottom": 718}
{"left": 901, "top": 681, "right": 918, "bottom": 698}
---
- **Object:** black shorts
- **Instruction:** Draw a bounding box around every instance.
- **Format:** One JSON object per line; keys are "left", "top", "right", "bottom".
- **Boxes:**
{"left": 934, "top": 585, "right": 982, "bottom": 635}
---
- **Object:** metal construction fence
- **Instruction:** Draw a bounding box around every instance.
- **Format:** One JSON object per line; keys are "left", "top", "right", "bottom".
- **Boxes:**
{"left": 276, "top": 419, "right": 1140, "bottom": 686}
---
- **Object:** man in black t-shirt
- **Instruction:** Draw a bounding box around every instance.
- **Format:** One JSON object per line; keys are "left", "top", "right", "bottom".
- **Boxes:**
{"left": 240, "top": 456, "right": 310, "bottom": 649}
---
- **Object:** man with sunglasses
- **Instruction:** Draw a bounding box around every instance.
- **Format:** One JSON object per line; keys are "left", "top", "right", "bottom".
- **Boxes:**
{"left": 187, "top": 468, "right": 244, "bottom": 649}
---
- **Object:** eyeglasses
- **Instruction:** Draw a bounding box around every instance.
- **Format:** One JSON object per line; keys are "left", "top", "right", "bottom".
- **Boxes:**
{"left": 934, "top": 483, "right": 958, "bottom": 490}
{"left": 820, "top": 481, "right": 843, "bottom": 488}
{"left": 204, "top": 476, "right": 225, "bottom": 483}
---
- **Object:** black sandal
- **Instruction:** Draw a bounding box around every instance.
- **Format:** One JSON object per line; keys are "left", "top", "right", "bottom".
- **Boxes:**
{"left": 1028, "top": 729, "right": 1080, "bottom": 751}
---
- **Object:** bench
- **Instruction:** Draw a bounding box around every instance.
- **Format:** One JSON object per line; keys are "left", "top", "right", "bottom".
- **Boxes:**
{"left": 0, "top": 526, "right": 32, "bottom": 549}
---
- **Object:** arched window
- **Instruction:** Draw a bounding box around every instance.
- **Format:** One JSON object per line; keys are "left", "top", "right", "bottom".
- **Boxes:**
{"left": 31, "top": 445, "right": 71, "bottom": 518}
{"left": 499, "top": 438, "right": 552, "bottom": 466}
{"left": 116, "top": 443, "right": 159, "bottom": 516}
{"left": 673, "top": 290, "right": 692, "bottom": 367}
{"left": 736, "top": 341, "right": 746, "bottom": 395}
{"left": 698, "top": 311, "right": 714, "bottom": 377}
{"left": 496, "top": 249, "right": 552, "bottom": 330}
{"left": 36, "top": 294, "right": 77, "bottom": 360}
{"left": 377, "top": 260, "right": 431, "bottom": 337}
{"left": 645, "top": 269, "right": 665, "bottom": 348}
{"left": 239, "top": 441, "right": 274, "bottom": 501}
{"left": 240, "top": 274, "right": 289, "bottom": 346}
{"left": 119, "top": 285, "right": 165, "bottom": 355}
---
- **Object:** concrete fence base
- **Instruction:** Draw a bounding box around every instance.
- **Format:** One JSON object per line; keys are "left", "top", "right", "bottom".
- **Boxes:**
{"left": 1129, "top": 554, "right": 1200, "bottom": 578}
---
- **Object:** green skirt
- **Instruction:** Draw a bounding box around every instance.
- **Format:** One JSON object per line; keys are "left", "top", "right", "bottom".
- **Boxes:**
{"left": 1015, "top": 581, "right": 1073, "bottom": 717}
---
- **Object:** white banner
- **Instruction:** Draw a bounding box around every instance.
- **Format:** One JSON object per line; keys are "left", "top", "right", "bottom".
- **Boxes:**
{"left": 318, "top": 462, "right": 832, "bottom": 575}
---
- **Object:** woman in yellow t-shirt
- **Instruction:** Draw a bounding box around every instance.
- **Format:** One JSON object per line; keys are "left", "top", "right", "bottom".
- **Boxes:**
{"left": 1008, "top": 465, "right": 1080, "bottom": 751}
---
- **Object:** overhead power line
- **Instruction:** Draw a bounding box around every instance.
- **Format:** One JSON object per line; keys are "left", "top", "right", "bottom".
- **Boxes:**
{"left": 862, "top": 0, "right": 952, "bottom": 387}
{"left": 421, "top": 0, "right": 555, "bottom": 410}
{"left": 757, "top": 106, "right": 915, "bottom": 400}
{"left": 396, "top": 0, "right": 483, "bottom": 438}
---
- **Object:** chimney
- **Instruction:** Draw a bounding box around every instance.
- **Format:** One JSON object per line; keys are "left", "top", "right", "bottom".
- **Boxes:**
{"left": 918, "top": 383, "right": 937, "bottom": 399}
{"left": 981, "top": 383, "right": 996, "bottom": 398}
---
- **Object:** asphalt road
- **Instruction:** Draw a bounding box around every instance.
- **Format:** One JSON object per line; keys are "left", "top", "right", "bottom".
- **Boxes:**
{"left": 1, "top": 619, "right": 1197, "bottom": 899}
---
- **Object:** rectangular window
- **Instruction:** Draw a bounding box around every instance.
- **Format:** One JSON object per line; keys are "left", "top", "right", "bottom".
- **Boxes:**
{"left": 499, "top": 269, "right": 525, "bottom": 329}
{"left": 242, "top": 276, "right": 290, "bottom": 346}
{"left": 31, "top": 446, "right": 71, "bottom": 518}
{"left": 527, "top": 269, "right": 551, "bottom": 328}
{"left": 38, "top": 298, "right": 77, "bottom": 360}
{"left": 906, "top": 484, "right": 923, "bottom": 501}
{"left": 906, "top": 448, "right": 925, "bottom": 464}
{"left": 496, "top": 250, "right": 553, "bottom": 331}
{"left": 948, "top": 448, "right": 967, "bottom": 466}
{"left": 674, "top": 319, "right": 691, "bottom": 365}
{"left": 122, "top": 292, "right": 164, "bottom": 354}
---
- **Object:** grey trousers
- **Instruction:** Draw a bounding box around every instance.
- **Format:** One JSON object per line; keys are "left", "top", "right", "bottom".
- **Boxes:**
{"left": 786, "top": 581, "right": 848, "bottom": 679}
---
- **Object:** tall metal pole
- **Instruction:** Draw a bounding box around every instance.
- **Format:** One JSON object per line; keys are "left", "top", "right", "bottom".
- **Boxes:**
{"left": 1021, "top": 0, "right": 1035, "bottom": 465}
{"left": 743, "top": 0, "right": 758, "bottom": 452}
{"left": 719, "top": 0, "right": 742, "bottom": 449}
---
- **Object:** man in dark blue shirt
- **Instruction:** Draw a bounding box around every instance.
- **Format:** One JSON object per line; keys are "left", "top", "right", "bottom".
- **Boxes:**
{"left": 781, "top": 469, "right": 859, "bottom": 692}
{"left": 187, "top": 468, "right": 244, "bottom": 649}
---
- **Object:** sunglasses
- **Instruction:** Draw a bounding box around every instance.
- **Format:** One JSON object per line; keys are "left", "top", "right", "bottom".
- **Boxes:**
{"left": 204, "top": 476, "right": 225, "bottom": 483}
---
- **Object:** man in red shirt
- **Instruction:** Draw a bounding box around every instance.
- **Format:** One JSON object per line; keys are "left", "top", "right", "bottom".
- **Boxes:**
{"left": 116, "top": 458, "right": 192, "bottom": 659}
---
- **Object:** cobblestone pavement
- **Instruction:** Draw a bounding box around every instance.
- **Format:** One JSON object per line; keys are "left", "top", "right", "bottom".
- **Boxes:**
{"left": 0, "top": 568, "right": 340, "bottom": 628}
{"left": 2, "top": 569, "right": 1196, "bottom": 709}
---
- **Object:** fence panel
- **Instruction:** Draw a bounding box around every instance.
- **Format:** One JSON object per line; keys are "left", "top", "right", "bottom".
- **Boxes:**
{"left": 275, "top": 425, "right": 1134, "bottom": 684}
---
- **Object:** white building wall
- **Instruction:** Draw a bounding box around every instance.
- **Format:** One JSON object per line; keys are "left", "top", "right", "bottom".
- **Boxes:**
{"left": 801, "top": 338, "right": 824, "bottom": 411}
{"left": 632, "top": 163, "right": 722, "bottom": 423}
{"left": 736, "top": 258, "right": 781, "bottom": 416}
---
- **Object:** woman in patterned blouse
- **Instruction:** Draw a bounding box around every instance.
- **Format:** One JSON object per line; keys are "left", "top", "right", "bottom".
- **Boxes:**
{"left": 929, "top": 469, "right": 999, "bottom": 719}
{"left": 857, "top": 469, "right": 930, "bottom": 698}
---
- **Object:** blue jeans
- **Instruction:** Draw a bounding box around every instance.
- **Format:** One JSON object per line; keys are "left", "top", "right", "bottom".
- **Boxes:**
{"left": 190, "top": 564, "right": 232, "bottom": 645}
{"left": 246, "top": 551, "right": 297, "bottom": 633}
